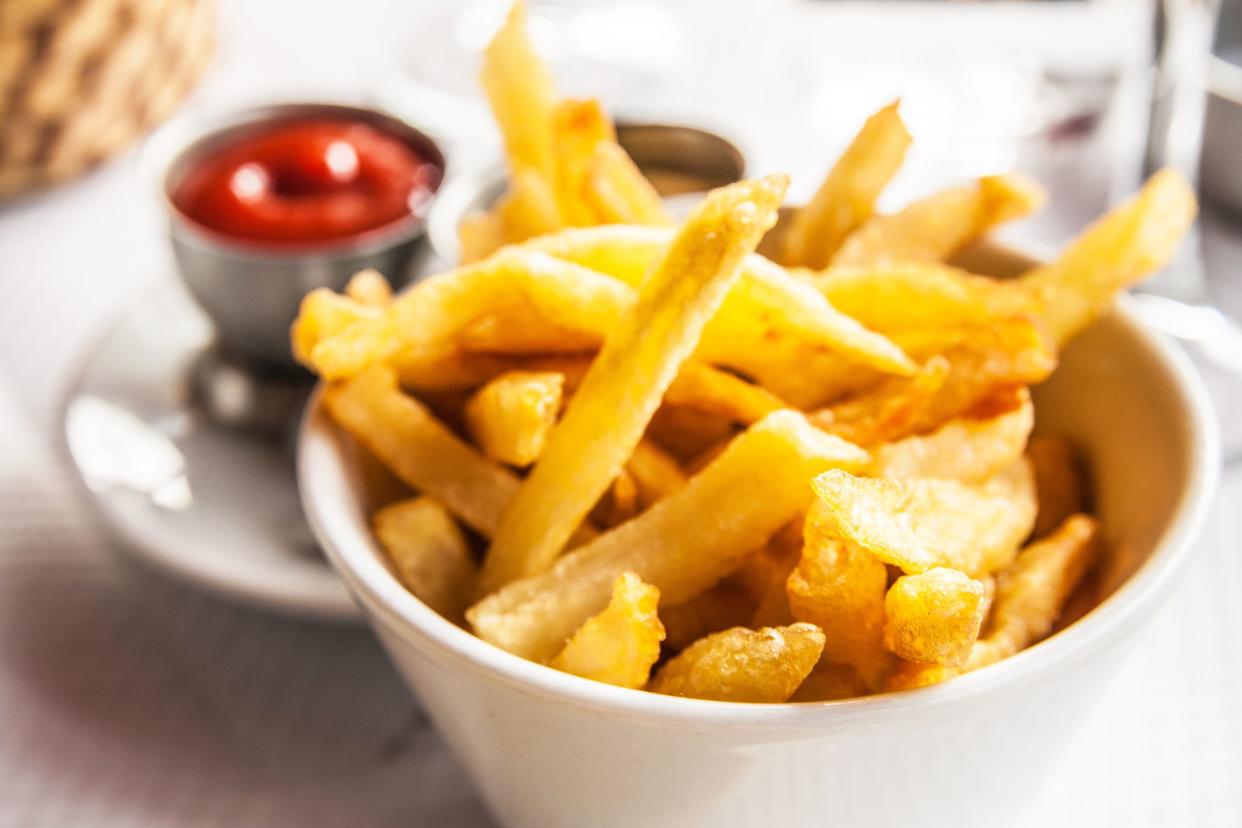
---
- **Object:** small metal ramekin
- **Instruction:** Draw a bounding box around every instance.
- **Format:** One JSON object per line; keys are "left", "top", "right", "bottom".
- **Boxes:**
{"left": 148, "top": 102, "right": 446, "bottom": 373}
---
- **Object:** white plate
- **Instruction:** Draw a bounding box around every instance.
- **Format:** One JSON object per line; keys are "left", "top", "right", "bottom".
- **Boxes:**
{"left": 59, "top": 280, "right": 362, "bottom": 623}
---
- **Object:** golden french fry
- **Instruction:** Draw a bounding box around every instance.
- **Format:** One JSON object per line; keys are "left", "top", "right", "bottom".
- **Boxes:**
{"left": 625, "top": 439, "right": 687, "bottom": 507}
{"left": 480, "top": 0, "right": 556, "bottom": 180}
{"left": 465, "top": 370, "right": 564, "bottom": 467}
{"left": 887, "top": 514, "right": 1097, "bottom": 690}
{"left": 393, "top": 352, "right": 588, "bottom": 393}
{"left": 585, "top": 141, "right": 672, "bottom": 226}
{"left": 550, "top": 572, "right": 664, "bottom": 688}
{"left": 883, "top": 567, "right": 988, "bottom": 667}
{"left": 458, "top": 210, "right": 509, "bottom": 264}
{"left": 660, "top": 579, "right": 756, "bottom": 651}
{"left": 787, "top": 501, "right": 891, "bottom": 689}
{"left": 1019, "top": 168, "right": 1196, "bottom": 345}
{"left": 648, "top": 623, "right": 825, "bottom": 703}
{"left": 467, "top": 410, "right": 869, "bottom": 661}
{"left": 831, "top": 173, "right": 1046, "bottom": 267}
{"left": 779, "top": 101, "right": 912, "bottom": 268}
{"left": 664, "top": 361, "right": 787, "bottom": 425}
{"left": 811, "top": 459, "right": 1037, "bottom": 577}
{"left": 373, "top": 496, "right": 477, "bottom": 620}
{"left": 548, "top": 98, "right": 616, "bottom": 226}
{"left": 479, "top": 175, "right": 788, "bottom": 592}
{"left": 1027, "top": 434, "right": 1089, "bottom": 538}
{"left": 290, "top": 289, "right": 378, "bottom": 366}
{"left": 324, "top": 366, "right": 520, "bottom": 537}
{"left": 344, "top": 268, "right": 393, "bottom": 306}
{"left": 811, "top": 356, "right": 949, "bottom": 446}
{"left": 870, "top": 389, "right": 1034, "bottom": 482}
{"left": 494, "top": 167, "right": 564, "bottom": 243}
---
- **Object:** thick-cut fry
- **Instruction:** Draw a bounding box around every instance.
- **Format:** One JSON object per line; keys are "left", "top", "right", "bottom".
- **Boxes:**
{"left": 324, "top": 366, "right": 521, "bottom": 537}
{"left": 479, "top": 175, "right": 788, "bottom": 592}
{"left": 883, "top": 568, "right": 988, "bottom": 667}
{"left": 550, "top": 572, "right": 664, "bottom": 688}
{"left": 779, "top": 101, "right": 912, "bottom": 268}
{"left": 831, "top": 173, "right": 1046, "bottom": 267}
{"left": 480, "top": 0, "right": 556, "bottom": 180}
{"left": 787, "top": 501, "right": 891, "bottom": 689}
{"left": 1027, "top": 435, "right": 1089, "bottom": 538}
{"left": 1018, "top": 168, "right": 1196, "bottom": 345}
{"left": 648, "top": 623, "right": 825, "bottom": 703}
{"left": 467, "top": 410, "right": 869, "bottom": 661}
{"left": 373, "top": 497, "right": 477, "bottom": 620}
{"left": 465, "top": 371, "right": 564, "bottom": 467}
{"left": 870, "top": 390, "right": 1034, "bottom": 482}
{"left": 291, "top": 289, "right": 378, "bottom": 366}
{"left": 625, "top": 439, "right": 687, "bottom": 507}
{"left": 344, "top": 269, "right": 393, "bottom": 306}
{"left": 550, "top": 98, "right": 617, "bottom": 226}
{"left": 664, "top": 361, "right": 787, "bottom": 425}
{"left": 811, "top": 356, "right": 949, "bottom": 446}
{"left": 887, "top": 514, "right": 1098, "bottom": 690}
{"left": 810, "top": 460, "right": 1037, "bottom": 577}
{"left": 585, "top": 141, "right": 672, "bottom": 226}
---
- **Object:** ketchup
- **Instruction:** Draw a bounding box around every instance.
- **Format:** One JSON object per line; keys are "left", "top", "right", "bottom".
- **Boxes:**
{"left": 172, "top": 119, "right": 440, "bottom": 245}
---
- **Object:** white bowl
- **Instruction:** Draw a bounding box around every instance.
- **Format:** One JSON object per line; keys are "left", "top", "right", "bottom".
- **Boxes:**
{"left": 297, "top": 250, "right": 1219, "bottom": 828}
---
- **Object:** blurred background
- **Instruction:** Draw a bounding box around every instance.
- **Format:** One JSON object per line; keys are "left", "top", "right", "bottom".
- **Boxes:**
{"left": 1, "top": 0, "right": 1240, "bottom": 825}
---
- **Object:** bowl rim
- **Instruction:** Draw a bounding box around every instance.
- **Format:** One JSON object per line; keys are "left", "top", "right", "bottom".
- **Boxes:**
{"left": 144, "top": 100, "right": 446, "bottom": 264}
{"left": 298, "top": 294, "right": 1220, "bottom": 731}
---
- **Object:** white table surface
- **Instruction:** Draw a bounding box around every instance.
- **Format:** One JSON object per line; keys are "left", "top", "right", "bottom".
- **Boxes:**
{"left": 1, "top": 1, "right": 1240, "bottom": 825}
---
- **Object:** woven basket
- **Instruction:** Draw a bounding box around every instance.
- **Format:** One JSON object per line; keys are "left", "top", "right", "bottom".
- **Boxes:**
{"left": 0, "top": 0, "right": 214, "bottom": 198}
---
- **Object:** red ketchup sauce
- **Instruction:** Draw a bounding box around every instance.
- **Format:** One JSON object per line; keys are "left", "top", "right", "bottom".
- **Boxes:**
{"left": 172, "top": 119, "right": 440, "bottom": 246}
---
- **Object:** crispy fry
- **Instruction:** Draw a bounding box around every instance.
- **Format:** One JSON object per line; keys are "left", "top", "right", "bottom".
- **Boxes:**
{"left": 870, "top": 389, "right": 1034, "bottom": 482}
{"left": 810, "top": 356, "right": 949, "bottom": 446}
{"left": 465, "top": 371, "right": 564, "bottom": 467}
{"left": 810, "top": 460, "right": 1037, "bottom": 577}
{"left": 779, "top": 101, "right": 912, "bottom": 268}
{"left": 585, "top": 141, "right": 672, "bottom": 226}
{"left": 787, "top": 501, "right": 891, "bottom": 689}
{"left": 373, "top": 496, "right": 476, "bottom": 620}
{"left": 648, "top": 623, "right": 825, "bottom": 703}
{"left": 291, "top": 289, "right": 378, "bottom": 366}
{"left": 550, "top": 98, "right": 617, "bottom": 226}
{"left": 480, "top": 0, "right": 556, "bottom": 180}
{"left": 832, "top": 173, "right": 1046, "bottom": 266}
{"left": 1027, "top": 435, "right": 1090, "bottom": 538}
{"left": 479, "top": 176, "right": 788, "bottom": 592}
{"left": 467, "top": 410, "right": 869, "bottom": 661}
{"left": 1018, "top": 168, "right": 1196, "bottom": 345}
{"left": 883, "top": 568, "right": 988, "bottom": 667}
{"left": 324, "top": 366, "right": 520, "bottom": 537}
{"left": 664, "top": 361, "right": 787, "bottom": 425}
{"left": 344, "top": 268, "right": 393, "bottom": 306}
{"left": 550, "top": 572, "right": 664, "bottom": 688}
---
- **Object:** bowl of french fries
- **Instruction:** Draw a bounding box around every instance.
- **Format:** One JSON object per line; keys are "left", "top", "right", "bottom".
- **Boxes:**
{"left": 293, "top": 5, "right": 1218, "bottom": 826}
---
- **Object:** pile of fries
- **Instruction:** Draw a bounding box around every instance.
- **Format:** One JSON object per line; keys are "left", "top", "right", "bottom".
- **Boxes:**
{"left": 292, "top": 2, "right": 1196, "bottom": 703}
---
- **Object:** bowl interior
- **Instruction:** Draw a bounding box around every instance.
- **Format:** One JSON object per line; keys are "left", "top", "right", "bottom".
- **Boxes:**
{"left": 298, "top": 243, "right": 1217, "bottom": 720}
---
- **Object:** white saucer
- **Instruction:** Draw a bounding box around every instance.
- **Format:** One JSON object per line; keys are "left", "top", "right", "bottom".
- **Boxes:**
{"left": 60, "top": 280, "right": 362, "bottom": 623}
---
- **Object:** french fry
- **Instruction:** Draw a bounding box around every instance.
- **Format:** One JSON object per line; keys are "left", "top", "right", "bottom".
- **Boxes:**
{"left": 373, "top": 496, "right": 477, "bottom": 621}
{"left": 290, "top": 289, "right": 378, "bottom": 366}
{"left": 585, "top": 141, "right": 672, "bottom": 226}
{"left": 831, "top": 173, "right": 1046, "bottom": 267}
{"left": 324, "top": 366, "right": 520, "bottom": 537}
{"left": 810, "top": 356, "right": 949, "bottom": 446}
{"left": 458, "top": 210, "right": 509, "bottom": 265}
{"left": 779, "top": 101, "right": 912, "bottom": 268}
{"left": 550, "top": 572, "right": 664, "bottom": 688}
{"left": 747, "top": 523, "right": 804, "bottom": 627}
{"left": 648, "top": 623, "right": 825, "bottom": 703}
{"left": 787, "top": 501, "right": 892, "bottom": 689}
{"left": 625, "top": 439, "right": 687, "bottom": 507}
{"left": 466, "top": 410, "right": 869, "bottom": 661}
{"left": 465, "top": 370, "right": 564, "bottom": 467}
{"left": 494, "top": 167, "right": 564, "bottom": 242}
{"left": 590, "top": 468, "right": 640, "bottom": 529}
{"left": 1027, "top": 435, "right": 1090, "bottom": 538}
{"left": 664, "top": 361, "right": 787, "bottom": 425}
{"left": 480, "top": 0, "right": 556, "bottom": 181}
{"left": 550, "top": 98, "right": 617, "bottom": 226}
{"left": 887, "top": 514, "right": 1097, "bottom": 690}
{"left": 344, "top": 268, "right": 393, "bottom": 306}
{"left": 810, "top": 459, "right": 1037, "bottom": 577}
{"left": 1018, "top": 168, "right": 1196, "bottom": 345}
{"left": 883, "top": 567, "right": 988, "bottom": 667}
{"left": 478, "top": 176, "right": 788, "bottom": 592}
{"left": 870, "top": 389, "right": 1034, "bottom": 482}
